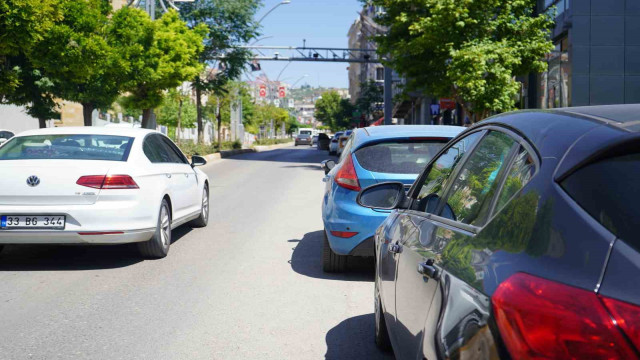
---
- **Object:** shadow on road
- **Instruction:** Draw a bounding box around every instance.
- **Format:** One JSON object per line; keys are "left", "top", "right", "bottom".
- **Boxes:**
{"left": 325, "top": 313, "right": 395, "bottom": 360}
{"left": 0, "top": 226, "right": 192, "bottom": 271}
{"left": 289, "top": 230, "right": 374, "bottom": 282}
{"left": 280, "top": 164, "right": 323, "bottom": 171}
{"left": 229, "top": 147, "right": 337, "bottom": 165}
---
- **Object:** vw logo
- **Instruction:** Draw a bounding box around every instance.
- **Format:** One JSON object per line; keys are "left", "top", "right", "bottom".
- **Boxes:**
{"left": 26, "top": 175, "right": 40, "bottom": 187}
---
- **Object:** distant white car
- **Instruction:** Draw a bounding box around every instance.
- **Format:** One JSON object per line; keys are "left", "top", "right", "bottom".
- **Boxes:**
{"left": 0, "top": 127, "right": 210, "bottom": 258}
{"left": 0, "top": 129, "right": 15, "bottom": 145}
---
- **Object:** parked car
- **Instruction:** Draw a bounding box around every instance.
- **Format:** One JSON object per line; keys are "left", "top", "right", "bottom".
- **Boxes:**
{"left": 0, "top": 129, "right": 15, "bottom": 145}
{"left": 295, "top": 134, "right": 313, "bottom": 146}
{"left": 336, "top": 130, "right": 353, "bottom": 157}
{"left": 312, "top": 135, "right": 319, "bottom": 146}
{"left": 359, "top": 105, "right": 640, "bottom": 359}
{"left": 320, "top": 125, "right": 464, "bottom": 272}
{"left": 317, "top": 133, "right": 331, "bottom": 151}
{"left": 329, "top": 131, "right": 344, "bottom": 155}
{"left": 0, "top": 127, "right": 210, "bottom": 258}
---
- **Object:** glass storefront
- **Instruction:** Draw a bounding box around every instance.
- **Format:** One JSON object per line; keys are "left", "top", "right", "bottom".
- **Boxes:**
{"left": 538, "top": 38, "right": 571, "bottom": 109}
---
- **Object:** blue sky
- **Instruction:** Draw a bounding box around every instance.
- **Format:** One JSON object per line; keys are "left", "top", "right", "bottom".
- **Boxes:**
{"left": 243, "top": 0, "right": 363, "bottom": 89}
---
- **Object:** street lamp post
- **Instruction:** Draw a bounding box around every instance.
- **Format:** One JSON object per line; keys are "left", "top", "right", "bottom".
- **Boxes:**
{"left": 257, "top": 0, "right": 291, "bottom": 24}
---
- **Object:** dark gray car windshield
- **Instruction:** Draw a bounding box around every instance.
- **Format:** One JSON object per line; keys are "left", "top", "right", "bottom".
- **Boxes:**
{"left": 355, "top": 139, "right": 450, "bottom": 174}
{"left": 0, "top": 134, "right": 134, "bottom": 161}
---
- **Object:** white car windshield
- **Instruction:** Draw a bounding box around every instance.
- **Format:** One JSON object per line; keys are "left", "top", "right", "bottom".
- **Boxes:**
{"left": 0, "top": 134, "right": 134, "bottom": 161}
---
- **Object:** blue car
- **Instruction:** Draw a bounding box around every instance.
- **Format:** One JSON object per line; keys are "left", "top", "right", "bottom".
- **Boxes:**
{"left": 320, "top": 125, "right": 464, "bottom": 272}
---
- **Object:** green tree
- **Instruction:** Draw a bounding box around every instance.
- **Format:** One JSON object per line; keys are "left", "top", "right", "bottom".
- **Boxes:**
{"left": 0, "top": 0, "right": 61, "bottom": 98}
{"left": 114, "top": 8, "right": 206, "bottom": 128}
{"left": 177, "top": 0, "right": 260, "bottom": 142}
{"left": 30, "top": 0, "right": 124, "bottom": 126}
{"left": 371, "top": 0, "right": 554, "bottom": 120}
{"left": 3, "top": 55, "right": 60, "bottom": 128}
{"left": 157, "top": 88, "right": 197, "bottom": 134}
{"left": 315, "top": 90, "right": 354, "bottom": 131}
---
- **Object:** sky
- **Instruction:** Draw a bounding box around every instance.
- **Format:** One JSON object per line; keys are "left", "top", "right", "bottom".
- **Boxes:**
{"left": 242, "top": 0, "right": 363, "bottom": 89}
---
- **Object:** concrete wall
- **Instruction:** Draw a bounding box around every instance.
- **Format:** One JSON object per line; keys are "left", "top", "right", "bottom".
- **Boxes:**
{"left": 0, "top": 105, "right": 52, "bottom": 133}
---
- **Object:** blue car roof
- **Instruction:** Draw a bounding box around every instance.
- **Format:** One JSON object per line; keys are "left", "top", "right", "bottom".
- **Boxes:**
{"left": 351, "top": 125, "right": 465, "bottom": 150}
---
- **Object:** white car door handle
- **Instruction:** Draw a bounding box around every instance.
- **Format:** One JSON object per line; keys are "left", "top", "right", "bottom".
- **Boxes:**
{"left": 166, "top": 174, "right": 172, "bottom": 178}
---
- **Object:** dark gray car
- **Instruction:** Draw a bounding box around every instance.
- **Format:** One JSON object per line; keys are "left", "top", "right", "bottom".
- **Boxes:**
{"left": 360, "top": 105, "right": 640, "bottom": 360}
{"left": 295, "top": 134, "right": 313, "bottom": 146}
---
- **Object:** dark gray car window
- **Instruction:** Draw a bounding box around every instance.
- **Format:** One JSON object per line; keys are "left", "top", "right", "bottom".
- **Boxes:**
{"left": 493, "top": 146, "right": 536, "bottom": 216}
{"left": 439, "top": 131, "right": 517, "bottom": 226}
{"left": 562, "top": 153, "right": 640, "bottom": 250}
{"left": 416, "top": 132, "right": 483, "bottom": 213}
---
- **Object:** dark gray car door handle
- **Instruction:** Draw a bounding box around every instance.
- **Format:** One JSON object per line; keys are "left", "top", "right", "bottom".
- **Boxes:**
{"left": 418, "top": 260, "right": 440, "bottom": 280}
{"left": 388, "top": 242, "right": 402, "bottom": 254}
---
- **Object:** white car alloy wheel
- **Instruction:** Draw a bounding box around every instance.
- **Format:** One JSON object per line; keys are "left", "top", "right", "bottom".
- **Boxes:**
{"left": 189, "top": 186, "right": 209, "bottom": 228}
{"left": 137, "top": 199, "right": 172, "bottom": 259}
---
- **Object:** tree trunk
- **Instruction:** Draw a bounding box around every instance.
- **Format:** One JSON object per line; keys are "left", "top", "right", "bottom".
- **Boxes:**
{"left": 82, "top": 103, "right": 94, "bottom": 126}
{"left": 216, "top": 98, "right": 222, "bottom": 146}
{"left": 142, "top": 109, "right": 153, "bottom": 128}
{"left": 196, "top": 86, "right": 204, "bottom": 143}
{"left": 176, "top": 98, "right": 182, "bottom": 144}
{"left": 38, "top": 117, "right": 48, "bottom": 128}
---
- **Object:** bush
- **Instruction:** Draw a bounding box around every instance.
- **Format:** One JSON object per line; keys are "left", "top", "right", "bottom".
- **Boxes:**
{"left": 177, "top": 140, "right": 243, "bottom": 157}
{"left": 254, "top": 138, "right": 293, "bottom": 146}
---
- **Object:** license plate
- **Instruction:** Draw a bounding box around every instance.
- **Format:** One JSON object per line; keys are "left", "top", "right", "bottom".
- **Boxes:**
{"left": 0, "top": 215, "right": 66, "bottom": 230}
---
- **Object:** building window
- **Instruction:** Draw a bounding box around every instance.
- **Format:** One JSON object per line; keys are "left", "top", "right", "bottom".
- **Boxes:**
{"left": 544, "top": 0, "right": 568, "bottom": 17}
{"left": 376, "top": 67, "right": 384, "bottom": 81}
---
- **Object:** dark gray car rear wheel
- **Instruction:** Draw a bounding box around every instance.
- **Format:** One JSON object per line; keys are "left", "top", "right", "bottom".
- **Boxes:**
{"left": 137, "top": 199, "right": 171, "bottom": 259}
{"left": 322, "top": 230, "right": 347, "bottom": 272}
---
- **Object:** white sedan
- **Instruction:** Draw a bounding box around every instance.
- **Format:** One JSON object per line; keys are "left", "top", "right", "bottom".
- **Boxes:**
{"left": 0, "top": 127, "right": 210, "bottom": 258}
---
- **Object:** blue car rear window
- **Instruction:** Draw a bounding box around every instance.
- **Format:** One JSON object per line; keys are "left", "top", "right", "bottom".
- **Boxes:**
{"left": 355, "top": 139, "right": 449, "bottom": 174}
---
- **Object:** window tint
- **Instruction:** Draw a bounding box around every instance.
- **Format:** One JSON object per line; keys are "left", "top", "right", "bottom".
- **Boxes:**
{"left": 0, "top": 134, "right": 133, "bottom": 161}
{"left": 494, "top": 146, "right": 536, "bottom": 215}
{"left": 143, "top": 135, "right": 174, "bottom": 163}
{"left": 354, "top": 140, "right": 449, "bottom": 174}
{"left": 562, "top": 153, "right": 640, "bottom": 249}
{"left": 160, "top": 137, "right": 188, "bottom": 164}
{"left": 440, "top": 131, "right": 517, "bottom": 226}
{"left": 416, "top": 131, "right": 483, "bottom": 213}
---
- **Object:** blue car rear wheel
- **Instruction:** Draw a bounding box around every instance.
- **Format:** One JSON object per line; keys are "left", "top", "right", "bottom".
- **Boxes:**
{"left": 322, "top": 229, "right": 347, "bottom": 272}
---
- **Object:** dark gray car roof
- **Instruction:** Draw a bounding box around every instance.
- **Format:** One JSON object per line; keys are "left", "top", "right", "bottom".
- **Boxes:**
{"left": 552, "top": 104, "right": 640, "bottom": 132}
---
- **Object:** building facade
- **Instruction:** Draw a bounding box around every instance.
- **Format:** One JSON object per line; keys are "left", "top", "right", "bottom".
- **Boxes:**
{"left": 531, "top": 0, "right": 640, "bottom": 109}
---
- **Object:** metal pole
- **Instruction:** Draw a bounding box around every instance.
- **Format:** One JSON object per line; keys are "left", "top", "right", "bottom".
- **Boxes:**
{"left": 384, "top": 66, "right": 393, "bottom": 125}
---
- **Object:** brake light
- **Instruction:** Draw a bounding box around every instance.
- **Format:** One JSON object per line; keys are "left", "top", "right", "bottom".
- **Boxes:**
{"left": 330, "top": 231, "right": 358, "bottom": 238}
{"left": 77, "top": 175, "right": 139, "bottom": 189}
{"left": 334, "top": 154, "right": 360, "bottom": 191}
{"left": 492, "top": 273, "right": 638, "bottom": 359}
{"left": 601, "top": 296, "right": 640, "bottom": 351}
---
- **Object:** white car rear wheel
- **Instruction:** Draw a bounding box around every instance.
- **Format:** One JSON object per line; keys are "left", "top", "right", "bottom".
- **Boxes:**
{"left": 137, "top": 199, "right": 171, "bottom": 259}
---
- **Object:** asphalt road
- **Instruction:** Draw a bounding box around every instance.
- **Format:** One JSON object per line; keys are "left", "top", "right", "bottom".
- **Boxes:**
{"left": 0, "top": 146, "right": 393, "bottom": 360}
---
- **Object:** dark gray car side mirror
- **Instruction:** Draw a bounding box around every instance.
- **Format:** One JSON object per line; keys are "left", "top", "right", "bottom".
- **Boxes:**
{"left": 321, "top": 159, "right": 336, "bottom": 175}
{"left": 191, "top": 155, "right": 207, "bottom": 167}
{"left": 357, "top": 182, "right": 409, "bottom": 210}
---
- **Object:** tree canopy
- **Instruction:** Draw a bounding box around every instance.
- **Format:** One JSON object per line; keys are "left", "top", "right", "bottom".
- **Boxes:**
{"left": 315, "top": 90, "right": 355, "bottom": 131}
{"left": 371, "top": 0, "right": 554, "bottom": 119}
